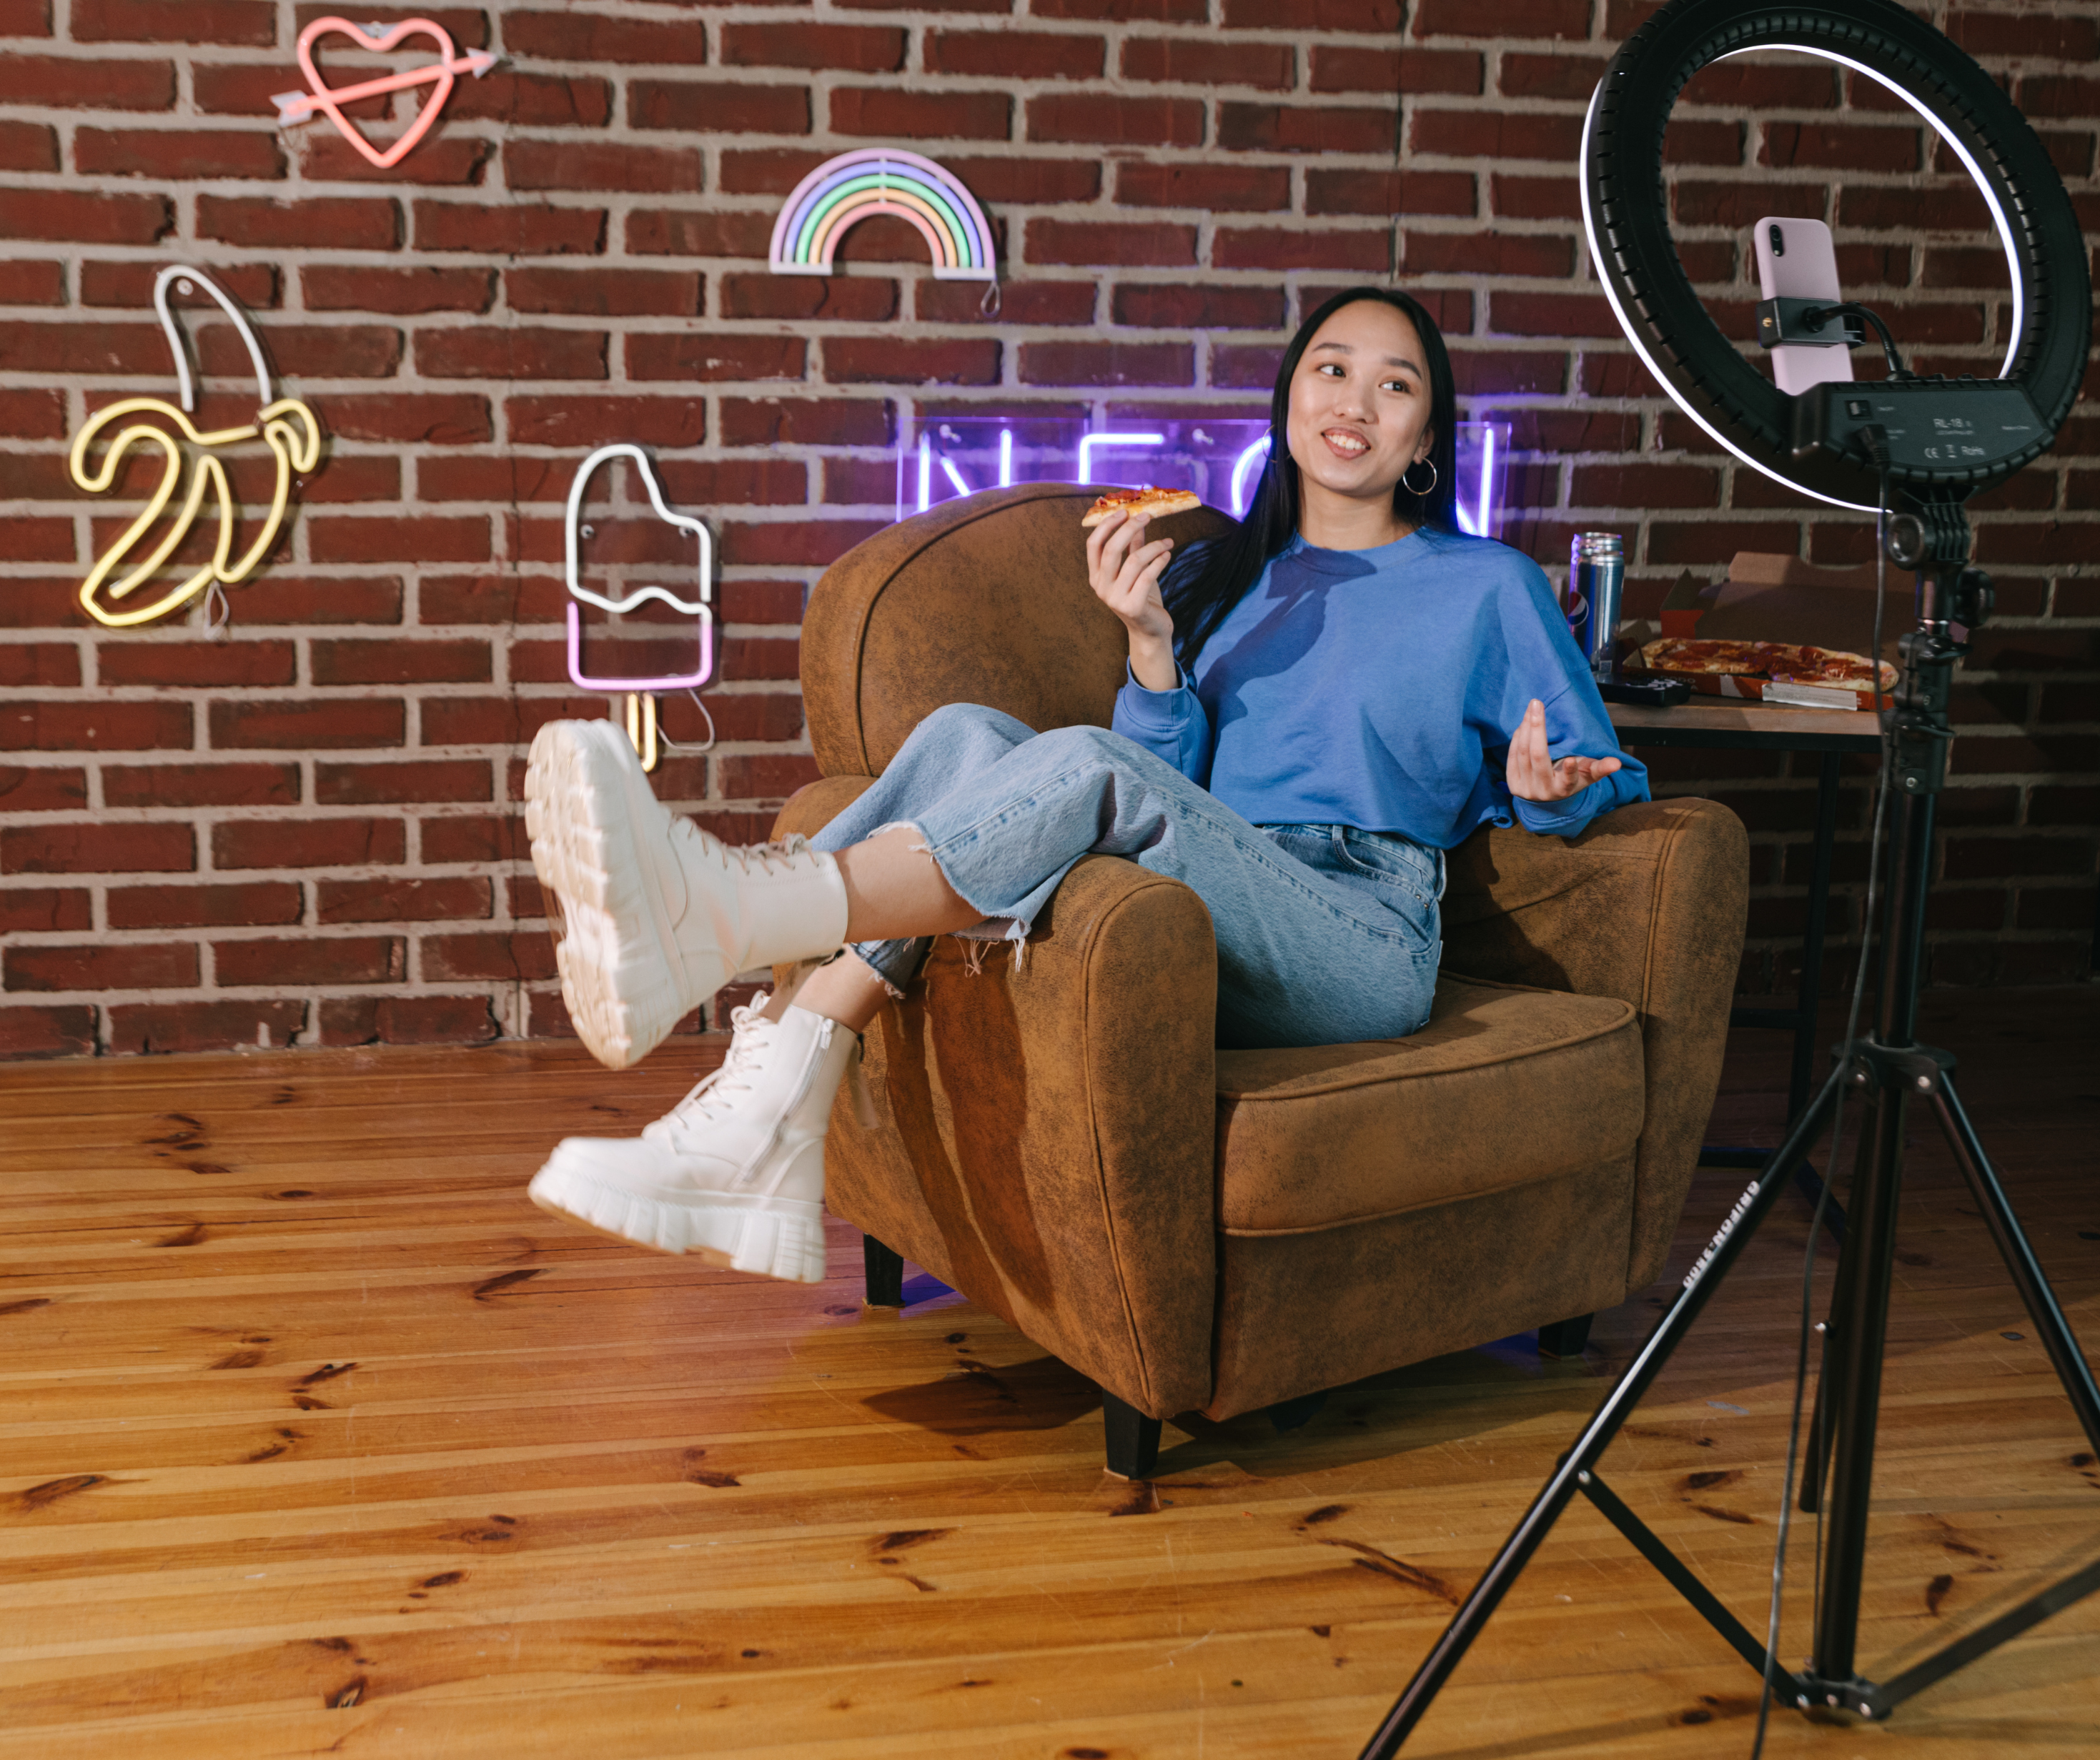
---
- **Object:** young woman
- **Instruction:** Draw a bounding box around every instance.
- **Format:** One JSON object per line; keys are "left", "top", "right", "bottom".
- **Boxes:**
{"left": 520, "top": 286, "right": 1648, "bottom": 1284}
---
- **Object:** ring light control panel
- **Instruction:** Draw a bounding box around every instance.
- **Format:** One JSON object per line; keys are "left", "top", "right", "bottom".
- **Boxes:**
{"left": 1793, "top": 377, "right": 2044, "bottom": 482}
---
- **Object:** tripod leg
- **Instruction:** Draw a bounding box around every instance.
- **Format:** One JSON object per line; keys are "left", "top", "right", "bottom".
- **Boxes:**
{"left": 1798, "top": 1105, "right": 1874, "bottom": 1514}
{"left": 1798, "top": 1318, "right": 1834, "bottom": 1514}
{"left": 1359, "top": 1064, "right": 1848, "bottom": 1759}
{"left": 1790, "top": 752, "right": 1841, "bottom": 1121}
{"left": 1811, "top": 1067, "right": 1912, "bottom": 1687}
{"left": 1931, "top": 1076, "right": 2100, "bottom": 1454}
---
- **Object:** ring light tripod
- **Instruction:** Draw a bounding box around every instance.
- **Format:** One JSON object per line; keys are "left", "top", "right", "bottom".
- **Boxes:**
{"left": 1364, "top": 1, "right": 2095, "bottom": 1751}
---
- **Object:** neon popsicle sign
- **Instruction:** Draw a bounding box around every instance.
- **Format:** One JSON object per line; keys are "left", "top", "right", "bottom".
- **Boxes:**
{"left": 563, "top": 444, "right": 714, "bottom": 695}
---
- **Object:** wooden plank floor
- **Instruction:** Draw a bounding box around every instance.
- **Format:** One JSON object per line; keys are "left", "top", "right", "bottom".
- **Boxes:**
{"left": 2, "top": 987, "right": 2096, "bottom": 1757}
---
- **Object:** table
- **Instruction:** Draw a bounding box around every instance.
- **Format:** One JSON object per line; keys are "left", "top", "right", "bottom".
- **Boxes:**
{"left": 1608, "top": 699, "right": 1884, "bottom": 1234}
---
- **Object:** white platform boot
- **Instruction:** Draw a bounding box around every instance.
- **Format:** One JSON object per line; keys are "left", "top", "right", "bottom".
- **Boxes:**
{"left": 528, "top": 998, "right": 861, "bottom": 1283}
{"left": 525, "top": 719, "right": 850, "bottom": 1070}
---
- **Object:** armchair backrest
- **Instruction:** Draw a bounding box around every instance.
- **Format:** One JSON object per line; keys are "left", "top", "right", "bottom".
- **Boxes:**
{"left": 801, "top": 482, "right": 1236, "bottom": 775}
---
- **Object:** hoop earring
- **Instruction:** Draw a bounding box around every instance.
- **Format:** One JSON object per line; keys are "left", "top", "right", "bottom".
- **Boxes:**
{"left": 1401, "top": 457, "right": 1438, "bottom": 497}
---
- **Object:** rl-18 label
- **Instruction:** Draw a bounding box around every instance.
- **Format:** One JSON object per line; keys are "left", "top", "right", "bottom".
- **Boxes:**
{"left": 1684, "top": 1179, "right": 1761, "bottom": 1289}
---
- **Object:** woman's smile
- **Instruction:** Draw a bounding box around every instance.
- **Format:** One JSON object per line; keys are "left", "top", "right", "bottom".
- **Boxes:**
{"left": 1321, "top": 425, "right": 1372, "bottom": 459}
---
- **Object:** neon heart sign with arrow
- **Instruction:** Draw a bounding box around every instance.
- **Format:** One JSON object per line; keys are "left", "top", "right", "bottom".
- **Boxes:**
{"left": 270, "top": 16, "right": 496, "bottom": 170}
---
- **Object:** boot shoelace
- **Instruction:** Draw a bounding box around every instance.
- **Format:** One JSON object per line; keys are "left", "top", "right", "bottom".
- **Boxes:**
{"left": 683, "top": 828, "right": 824, "bottom": 879}
{"left": 648, "top": 996, "right": 879, "bottom": 1144}
{"left": 648, "top": 999, "right": 783, "bottom": 1145}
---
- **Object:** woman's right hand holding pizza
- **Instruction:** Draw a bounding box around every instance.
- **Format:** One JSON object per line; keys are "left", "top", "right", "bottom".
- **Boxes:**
{"left": 1086, "top": 507, "right": 1179, "bottom": 690}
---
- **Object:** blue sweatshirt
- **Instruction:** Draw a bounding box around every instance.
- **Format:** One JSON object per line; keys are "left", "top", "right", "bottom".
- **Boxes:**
{"left": 1110, "top": 528, "right": 1649, "bottom": 845}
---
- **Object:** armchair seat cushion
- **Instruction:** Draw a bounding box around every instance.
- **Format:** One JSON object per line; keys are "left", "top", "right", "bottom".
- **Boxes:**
{"left": 1214, "top": 974, "right": 1644, "bottom": 1236}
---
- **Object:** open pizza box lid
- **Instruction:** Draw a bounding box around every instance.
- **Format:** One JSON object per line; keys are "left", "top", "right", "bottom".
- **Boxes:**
{"left": 1650, "top": 553, "right": 1901, "bottom": 710}
{"left": 1659, "top": 554, "right": 1904, "bottom": 665}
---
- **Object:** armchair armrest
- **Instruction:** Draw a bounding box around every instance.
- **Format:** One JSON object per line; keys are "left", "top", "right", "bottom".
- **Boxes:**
{"left": 774, "top": 775, "right": 880, "bottom": 842}
{"left": 773, "top": 781, "right": 1220, "bottom": 1421}
{"left": 1441, "top": 798, "right": 1750, "bottom": 1291}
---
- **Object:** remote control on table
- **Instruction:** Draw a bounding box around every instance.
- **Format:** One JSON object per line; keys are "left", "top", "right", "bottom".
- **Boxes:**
{"left": 1599, "top": 677, "right": 1691, "bottom": 708}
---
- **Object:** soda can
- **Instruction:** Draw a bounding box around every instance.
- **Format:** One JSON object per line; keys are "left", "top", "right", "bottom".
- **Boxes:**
{"left": 1567, "top": 531, "right": 1625, "bottom": 681}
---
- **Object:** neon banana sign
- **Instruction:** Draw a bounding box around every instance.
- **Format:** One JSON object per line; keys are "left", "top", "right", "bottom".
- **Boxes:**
{"left": 67, "top": 266, "right": 323, "bottom": 629}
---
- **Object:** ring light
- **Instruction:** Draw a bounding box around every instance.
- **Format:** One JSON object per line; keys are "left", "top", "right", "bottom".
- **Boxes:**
{"left": 1580, "top": 0, "right": 2091, "bottom": 512}
{"left": 1367, "top": 11, "right": 2095, "bottom": 1754}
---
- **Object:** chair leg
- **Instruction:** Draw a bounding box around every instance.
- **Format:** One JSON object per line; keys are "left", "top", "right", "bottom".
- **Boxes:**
{"left": 1101, "top": 1390, "right": 1163, "bottom": 1480}
{"left": 1267, "top": 1389, "right": 1328, "bottom": 1433}
{"left": 863, "top": 1234, "right": 905, "bottom": 1308}
{"left": 1537, "top": 1313, "right": 1595, "bottom": 1358}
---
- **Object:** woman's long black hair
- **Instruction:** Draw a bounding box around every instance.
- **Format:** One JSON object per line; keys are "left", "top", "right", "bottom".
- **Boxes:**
{"left": 1164, "top": 285, "right": 1460, "bottom": 670}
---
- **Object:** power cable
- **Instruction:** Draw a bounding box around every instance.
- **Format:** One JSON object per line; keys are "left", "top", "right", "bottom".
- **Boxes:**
{"left": 1804, "top": 304, "right": 1911, "bottom": 381}
{"left": 1748, "top": 427, "right": 1898, "bottom": 1759}
{"left": 656, "top": 687, "right": 718, "bottom": 755}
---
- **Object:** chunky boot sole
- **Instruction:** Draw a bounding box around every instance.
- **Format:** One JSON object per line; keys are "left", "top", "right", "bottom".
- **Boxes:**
{"left": 528, "top": 1155, "right": 828, "bottom": 1284}
{"left": 525, "top": 722, "right": 731, "bottom": 1070}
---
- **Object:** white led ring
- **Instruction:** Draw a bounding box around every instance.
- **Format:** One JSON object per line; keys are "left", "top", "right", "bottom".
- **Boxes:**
{"left": 1581, "top": 0, "right": 2089, "bottom": 513}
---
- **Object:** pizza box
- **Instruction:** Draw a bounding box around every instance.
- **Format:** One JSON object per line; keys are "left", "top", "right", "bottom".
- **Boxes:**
{"left": 1647, "top": 552, "right": 1900, "bottom": 710}
{"left": 1623, "top": 667, "right": 1890, "bottom": 712}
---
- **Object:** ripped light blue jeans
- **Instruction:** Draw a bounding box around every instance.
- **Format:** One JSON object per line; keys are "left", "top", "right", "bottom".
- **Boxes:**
{"left": 806, "top": 703, "right": 1443, "bottom": 1050}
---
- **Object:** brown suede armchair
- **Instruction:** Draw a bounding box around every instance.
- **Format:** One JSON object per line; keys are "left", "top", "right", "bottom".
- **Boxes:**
{"left": 773, "top": 483, "right": 1748, "bottom": 1477}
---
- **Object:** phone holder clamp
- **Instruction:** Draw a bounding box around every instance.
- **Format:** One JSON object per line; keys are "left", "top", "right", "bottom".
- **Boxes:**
{"left": 1755, "top": 297, "right": 1866, "bottom": 350}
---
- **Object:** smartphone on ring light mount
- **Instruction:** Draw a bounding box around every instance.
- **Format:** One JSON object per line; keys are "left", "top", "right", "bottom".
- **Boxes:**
{"left": 1753, "top": 217, "right": 1855, "bottom": 397}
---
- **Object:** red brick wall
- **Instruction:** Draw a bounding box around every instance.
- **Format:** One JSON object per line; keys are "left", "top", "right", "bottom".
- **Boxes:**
{"left": 2, "top": 0, "right": 2094, "bottom": 1059}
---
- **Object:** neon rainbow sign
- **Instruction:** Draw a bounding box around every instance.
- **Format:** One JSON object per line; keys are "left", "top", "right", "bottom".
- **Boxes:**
{"left": 769, "top": 149, "right": 995, "bottom": 282}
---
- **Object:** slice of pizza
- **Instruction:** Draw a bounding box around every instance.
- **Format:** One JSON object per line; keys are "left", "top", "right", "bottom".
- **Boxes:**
{"left": 1081, "top": 485, "right": 1203, "bottom": 527}
{"left": 1770, "top": 645, "right": 1898, "bottom": 692}
{"left": 1637, "top": 636, "right": 1774, "bottom": 677}
{"left": 1752, "top": 641, "right": 1817, "bottom": 675}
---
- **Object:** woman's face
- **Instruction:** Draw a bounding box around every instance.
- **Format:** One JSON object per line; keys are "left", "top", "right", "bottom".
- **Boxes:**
{"left": 1284, "top": 299, "right": 1435, "bottom": 510}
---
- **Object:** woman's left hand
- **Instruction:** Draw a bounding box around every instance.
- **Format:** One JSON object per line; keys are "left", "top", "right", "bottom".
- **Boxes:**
{"left": 1505, "top": 698, "right": 1623, "bottom": 802}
